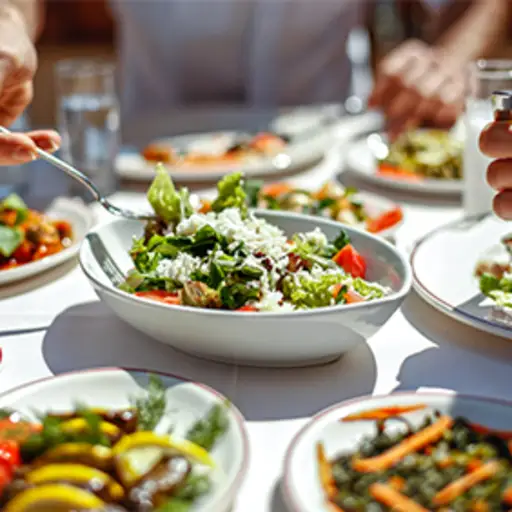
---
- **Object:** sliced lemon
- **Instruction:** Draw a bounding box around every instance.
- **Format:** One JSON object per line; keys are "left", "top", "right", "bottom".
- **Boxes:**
{"left": 113, "top": 431, "right": 214, "bottom": 487}
{"left": 60, "top": 418, "right": 121, "bottom": 441}
{"left": 32, "top": 443, "right": 113, "bottom": 471}
{"left": 26, "top": 464, "right": 124, "bottom": 502}
{"left": 4, "top": 483, "right": 105, "bottom": 512}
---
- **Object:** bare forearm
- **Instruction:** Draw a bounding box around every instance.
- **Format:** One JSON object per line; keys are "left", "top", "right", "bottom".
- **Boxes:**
{"left": 434, "top": 0, "right": 509, "bottom": 63}
{"left": 1, "top": 0, "right": 42, "bottom": 41}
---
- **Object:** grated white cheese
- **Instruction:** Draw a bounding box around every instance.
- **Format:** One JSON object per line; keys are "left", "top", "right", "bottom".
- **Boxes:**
{"left": 155, "top": 252, "right": 202, "bottom": 284}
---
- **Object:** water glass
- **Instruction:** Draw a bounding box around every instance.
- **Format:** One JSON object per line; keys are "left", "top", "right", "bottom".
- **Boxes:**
{"left": 0, "top": 114, "right": 30, "bottom": 198}
{"left": 463, "top": 60, "right": 512, "bottom": 216}
{"left": 55, "top": 59, "right": 120, "bottom": 199}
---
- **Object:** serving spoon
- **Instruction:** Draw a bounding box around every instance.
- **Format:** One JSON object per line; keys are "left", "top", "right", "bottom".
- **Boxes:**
{"left": 0, "top": 125, "right": 156, "bottom": 221}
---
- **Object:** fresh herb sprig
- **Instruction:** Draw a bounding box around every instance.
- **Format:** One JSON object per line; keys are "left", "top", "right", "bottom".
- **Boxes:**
{"left": 134, "top": 374, "right": 167, "bottom": 431}
{"left": 186, "top": 402, "right": 229, "bottom": 451}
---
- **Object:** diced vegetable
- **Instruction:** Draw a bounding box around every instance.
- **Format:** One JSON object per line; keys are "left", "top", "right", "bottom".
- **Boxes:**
{"left": 332, "top": 244, "right": 366, "bottom": 279}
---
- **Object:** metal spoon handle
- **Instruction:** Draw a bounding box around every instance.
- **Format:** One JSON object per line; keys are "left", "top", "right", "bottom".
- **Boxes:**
{"left": 0, "top": 125, "right": 102, "bottom": 203}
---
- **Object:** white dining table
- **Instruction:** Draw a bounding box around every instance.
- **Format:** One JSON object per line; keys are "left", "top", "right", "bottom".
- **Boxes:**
{"left": 2, "top": 117, "right": 512, "bottom": 512}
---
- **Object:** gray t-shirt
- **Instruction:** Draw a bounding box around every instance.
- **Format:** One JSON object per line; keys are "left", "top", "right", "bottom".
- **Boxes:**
{"left": 109, "top": 0, "right": 365, "bottom": 121}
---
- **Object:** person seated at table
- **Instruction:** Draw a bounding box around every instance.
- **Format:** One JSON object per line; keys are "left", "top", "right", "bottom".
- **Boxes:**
{"left": 0, "top": 0, "right": 508, "bottom": 166}
{"left": 480, "top": 117, "right": 512, "bottom": 220}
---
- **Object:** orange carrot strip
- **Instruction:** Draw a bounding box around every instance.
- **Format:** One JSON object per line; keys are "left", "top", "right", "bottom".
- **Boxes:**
{"left": 199, "top": 200, "right": 212, "bottom": 214}
{"left": 471, "top": 500, "right": 489, "bottom": 512}
{"left": 352, "top": 415, "right": 453, "bottom": 473}
{"left": 262, "top": 182, "right": 293, "bottom": 198}
{"left": 388, "top": 475, "right": 405, "bottom": 491}
{"left": 432, "top": 460, "right": 500, "bottom": 506}
{"left": 369, "top": 483, "right": 429, "bottom": 512}
{"left": 327, "top": 503, "right": 345, "bottom": 512}
{"left": 317, "top": 443, "right": 337, "bottom": 499}
{"left": 504, "top": 486, "right": 512, "bottom": 505}
{"left": 342, "top": 404, "right": 426, "bottom": 422}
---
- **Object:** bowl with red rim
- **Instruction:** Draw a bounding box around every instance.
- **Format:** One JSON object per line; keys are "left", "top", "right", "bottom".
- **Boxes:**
{"left": 79, "top": 210, "right": 411, "bottom": 367}
{"left": 282, "top": 391, "right": 512, "bottom": 512}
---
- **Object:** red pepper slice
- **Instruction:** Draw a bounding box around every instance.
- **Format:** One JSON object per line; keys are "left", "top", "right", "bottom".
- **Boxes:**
{"left": 366, "top": 207, "right": 403, "bottom": 233}
{"left": 135, "top": 290, "right": 181, "bottom": 305}
{"left": 332, "top": 244, "right": 366, "bottom": 279}
{"left": 236, "top": 305, "right": 259, "bottom": 312}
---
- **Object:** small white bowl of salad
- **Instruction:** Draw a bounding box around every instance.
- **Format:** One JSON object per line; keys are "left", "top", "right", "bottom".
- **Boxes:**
{"left": 79, "top": 167, "right": 412, "bottom": 367}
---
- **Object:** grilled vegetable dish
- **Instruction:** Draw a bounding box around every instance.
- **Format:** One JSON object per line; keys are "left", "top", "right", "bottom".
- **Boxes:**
{"left": 0, "top": 194, "right": 73, "bottom": 270}
{"left": 120, "top": 167, "right": 390, "bottom": 312}
{"left": 378, "top": 130, "right": 462, "bottom": 181}
{"left": 0, "top": 376, "right": 229, "bottom": 511}
{"left": 235, "top": 180, "right": 403, "bottom": 234}
{"left": 476, "top": 235, "right": 512, "bottom": 308}
{"left": 142, "top": 132, "right": 287, "bottom": 167}
{"left": 318, "top": 405, "right": 512, "bottom": 511}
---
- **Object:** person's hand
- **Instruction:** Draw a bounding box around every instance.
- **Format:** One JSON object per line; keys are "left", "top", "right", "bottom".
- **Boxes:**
{"left": 479, "top": 120, "right": 512, "bottom": 220}
{"left": 0, "top": 5, "right": 60, "bottom": 165}
{"left": 368, "top": 39, "right": 465, "bottom": 139}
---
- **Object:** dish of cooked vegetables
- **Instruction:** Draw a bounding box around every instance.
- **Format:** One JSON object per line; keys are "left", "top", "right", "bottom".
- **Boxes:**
{"left": 316, "top": 404, "right": 512, "bottom": 511}
{"left": 0, "top": 194, "right": 73, "bottom": 271}
{"left": 0, "top": 374, "right": 231, "bottom": 511}
{"left": 475, "top": 234, "right": 512, "bottom": 309}
{"left": 120, "top": 166, "right": 390, "bottom": 312}
{"left": 221, "top": 180, "right": 403, "bottom": 235}
{"left": 142, "top": 132, "right": 288, "bottom": 168}
{"left": 377, "top": 129, "right": 462, "bottom": 182}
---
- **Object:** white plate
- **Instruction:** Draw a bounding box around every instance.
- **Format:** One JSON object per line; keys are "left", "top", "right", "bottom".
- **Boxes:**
{"left": 0, "top": 367, "right": 249, "bottom": 512}
{"left": 345, "top": 134, "right": 463, "bottom": 195}
{"left": 79, "top": 210, "right": 411, "bottom": 367}
{"left": 411, "top": 213, "right": 512, "bottom": 339}
{"left": 283, "top": 391, "right": 512, "bottom": 512}
{"left": 0, "top": 197, "right": 94, "bottom": 286}
{"left": 116, "top": 130, "right": 330, "bottom": 182}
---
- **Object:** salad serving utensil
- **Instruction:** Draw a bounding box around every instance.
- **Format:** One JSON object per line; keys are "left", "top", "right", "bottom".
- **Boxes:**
{"left": 0, "top": 125, "right": 156, "bottom": 221}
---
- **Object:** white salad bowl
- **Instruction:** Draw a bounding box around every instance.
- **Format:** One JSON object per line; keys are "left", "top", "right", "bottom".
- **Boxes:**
{"left": 0, "top": 367, "right": 249, "bottom": 512}
{"left": 79, "top": 210, "right": 412, "bottom": 367}
{"left": 282, "top": 391, "right": 512, "bottom": 512}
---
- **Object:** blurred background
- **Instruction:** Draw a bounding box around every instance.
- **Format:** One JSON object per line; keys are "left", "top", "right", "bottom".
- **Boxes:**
{"left": 31, "top": 0, "right": 512, "bottom": 128}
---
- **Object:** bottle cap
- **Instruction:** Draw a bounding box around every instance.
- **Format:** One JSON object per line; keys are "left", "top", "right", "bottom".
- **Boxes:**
{"left": 492, "top": 90, "right": 512, "bottom": 111}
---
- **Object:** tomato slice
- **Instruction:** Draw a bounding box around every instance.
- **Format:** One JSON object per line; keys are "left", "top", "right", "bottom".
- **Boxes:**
{"left": 236, "top": 305, "right": 259, "bottom": 312}
{"left": 377, "top": 163, "right": 422, "bottom": 182}
{"left": 0, "top": 460, "right": 12, "bottom": 491}
{"left": 135, "top": 290, "right": 181, "bottom": 305}
{"left": 0, "top": 440, "right": 20, "bottom": 471}
{"left": 332, "top": 244, "right": 366, "bottom": 279}
{"left": 366, "top": 207, "right": 403, "bottom": 233}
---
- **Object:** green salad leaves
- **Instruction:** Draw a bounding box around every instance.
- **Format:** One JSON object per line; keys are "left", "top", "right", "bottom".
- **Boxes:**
{"left": 211, "top": 172, "right": 248, "bottom": 217}
{"left": 0, "top": 194, "right": 29, "bottom": 258}
{"left": 147, "top": 163, "right": 194, "bottom": 225}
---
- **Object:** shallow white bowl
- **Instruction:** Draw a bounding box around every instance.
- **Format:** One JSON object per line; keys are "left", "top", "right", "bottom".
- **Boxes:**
{"left": 283, "top": 391, "right": 512, "bottom": 512}
{"left": 0, "top": 197, "right": 94, "bottom": 286}
{"left": 79, "top": 211, "right": 412, "bottom": 367}
{"left": 0, "top": 367, "right": 249, "bottom": 512}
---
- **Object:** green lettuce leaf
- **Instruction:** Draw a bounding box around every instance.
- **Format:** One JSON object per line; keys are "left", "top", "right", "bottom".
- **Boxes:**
{"left": 1, "top": 193, "right": 28, "bottom": 224}
{"left": 0, "top": 226, "right": 23, "bottom": 257}
{"left": 282, "top": 272, "right": 345, "bottom": 309}
{"left": 147, "top": 164, "right": 193, "bottom": 224}
{"left": 211, "top": 172, "right": 248, "bottom": 217}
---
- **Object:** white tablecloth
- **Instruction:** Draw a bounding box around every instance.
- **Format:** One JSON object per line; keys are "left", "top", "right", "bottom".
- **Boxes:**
{"left": 2, "top": 119, "right": 512, "bottom": 512}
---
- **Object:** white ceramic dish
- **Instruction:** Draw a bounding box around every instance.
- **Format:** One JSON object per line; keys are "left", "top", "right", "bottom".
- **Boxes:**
{"left": 283, "top": 391, "right": 512, "bottom": 512}
{"left": 79, "top": 210, "right": 412, "bottom": 367}
{"left": 0, "top": 197, "right": 94, "bottom": 286}
{"left": 411, "top": 213, "right": 512, "bottom": 340}
{"left": 0, "top": 367, "right": 249, "bottom": 512}
{"left": 115, "top": 130, "right": 330, "bottom": 183}
{"left": 345, "top": 133, "right": 463, "bottom": 195}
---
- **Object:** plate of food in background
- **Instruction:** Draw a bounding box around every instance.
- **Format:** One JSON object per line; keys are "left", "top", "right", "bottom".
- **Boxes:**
{"left": 411, "top": 213, "right": 512, "bottom": 340}
{"left": 346, "top": 129, "right": 463, "bottom": 195}
{"left": 198, "top": 180, "right": 404, "bottom": 240}
{"left": 0, "top": 194, "right": 94, "bottom": 286}
{"left": 0, "top": 367, "right": 248, "bottom": 511}
{"left": 283, "top": 391, "right": 512, "bottom": 512}
{"left": 115, "top": 129, "right": 331, "bottom": 183}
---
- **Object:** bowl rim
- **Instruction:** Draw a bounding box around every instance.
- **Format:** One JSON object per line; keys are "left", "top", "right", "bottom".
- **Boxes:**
{"left": 79, "top": 209, "right": 412, "bottom": 318}
{"left": 282, "top": 389, "right": 512, "bottom": 512}
{"left": 0, "top": 366, "right": 250, "bottom": 510}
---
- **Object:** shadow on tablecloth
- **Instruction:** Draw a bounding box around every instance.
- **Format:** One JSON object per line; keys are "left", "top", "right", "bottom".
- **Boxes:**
{"left": 394, "top": 290, "right": 512, "bottom": 398}
{"left": 41, "top": 301, "right": 378, "bottom": 422}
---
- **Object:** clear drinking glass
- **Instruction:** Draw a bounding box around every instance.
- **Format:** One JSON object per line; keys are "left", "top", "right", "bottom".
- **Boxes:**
{"left": 55, "top": 59, "right": 120, "bottom": 199}
{"left": 0, "top": 114, "right": 30, "bottom": 197}
{"left": 463, "top": 60, "right": 512, "bottom": 216}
